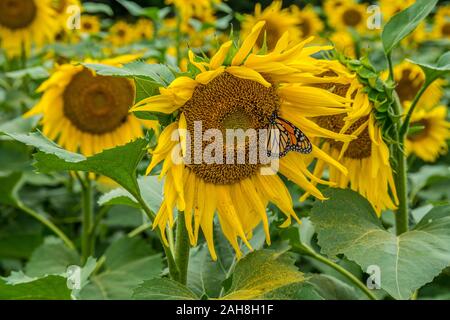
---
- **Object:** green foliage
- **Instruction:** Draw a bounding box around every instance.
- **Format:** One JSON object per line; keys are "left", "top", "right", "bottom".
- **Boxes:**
{"left": 221, "top": 250, "right": 305, "bottom": 300}
{"left": 80, "top": 237, "right": 163, "bottom": 299}
{"left": 0, "top": 275, "right": 72, "bottom": 300}
{"left": 311, "top": 188, "right": 450, "bottom": 300}
{"left": 382, "top": 0, "right": 438, "bottom": 54}
{"left": 408, "top": 52, "right": 450, "bottom": 84}
{"left": 133, "top": 278, "right": 199, "bottom": 300}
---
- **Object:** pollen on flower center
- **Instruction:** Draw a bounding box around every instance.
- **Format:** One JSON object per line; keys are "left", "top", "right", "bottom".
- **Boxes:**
{"left": 342, "top": 8, "right": 362, "bottom": 27}
{"left": 396, "top": 69, "right": 423, "bottom": 102}
{"left": 182, "top": 72, "right": 280, "bottom": 184}
{"left": 0, "top": 0, "right": 37, "bottom": 30}
{"left": 317, "top": 114, "right": 372, "bottom": 159}
{"left": 63, "top": 68, "right": 135, "bottom": 134}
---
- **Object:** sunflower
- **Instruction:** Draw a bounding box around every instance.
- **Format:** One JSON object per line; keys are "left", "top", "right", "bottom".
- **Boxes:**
{"left": 323, "top": 0, "right": 347, "bottom": 19}
{"left": 0, "top": 0, "right": 59, "bottom": 57}
{"left": 109, "top": 21, "right": 135, "bottom": 47}
{"left": 80, "top": 15, "right": 101, "bottom": 34}
{"left": 24, "top": 55, "right": 157, "bottom": 156}
{"left": 166, "top": 0, "right": 218, "bottom": 25}
{"left": 327, "top": 0, "right": 368, "bottom": 33}
{"left": 389, "top": 61, "right": 444, "bottom": 109}
{"left": 431, "top": 6, "right": 450, "bottom": 40}
{"left": 135, "top": 18, "right": 154, "bottom": 41}
{"left": 380, "top": 0, "right": 415, "bottom": 22}
{"left": 330, "top": 31, "right": 355, "bottom": 58}
{"left": 131, "top": 21, "right": 354, "bottom": 258}
{"left": 303, "top": 60, "right": 398, "bottom": 215}
{"left": 51, "top": 0, "right": 81, "bottom": 32}
{"left": 290, "top": 5, "right": 324, "bottom": 40}
{"left": 405, "top": 104, "right": 450, "bottom": 162}
{"left": 240, "top": 1, "right": 300, "bottom": 51}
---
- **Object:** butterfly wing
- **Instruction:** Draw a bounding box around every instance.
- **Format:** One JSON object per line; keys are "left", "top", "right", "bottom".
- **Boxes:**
{"left": 267, "top": 115, "right": 312, "bottom": 158}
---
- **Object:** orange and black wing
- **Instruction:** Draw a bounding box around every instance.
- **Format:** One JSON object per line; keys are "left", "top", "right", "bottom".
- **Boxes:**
{"left": 267, "top": 113, "right": 312, "bottom": 158}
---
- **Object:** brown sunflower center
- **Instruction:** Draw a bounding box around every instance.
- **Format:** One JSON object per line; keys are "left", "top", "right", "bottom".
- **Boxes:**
{"left": 396, "top": 69, "right": 423, "bottom": 103}
{"left": 257, "top": 22, "right": 282, "bottom": 50}
{"left": 317, "top": 114, "right": 372, "bottom": 159}
{"left": 300, "top": 20, "right": 312, "bottom": 38}
{"left": 82, "top": 22, "right": 93, "bottom": 30}
{"left": 0, "top": 0, "right": 37, "bottom": 30}
{"left": 342, "top": 8, "right": 363, "bottom": 27}
{"left": 442, "top": 22, "right": 450, "bottom": 36}
{"left": 182, "top": 72, "right": 279, "bottom": 184}
{"left": 117, "top": 29, "right": 126, "bottom": 38}
{"left": 63, "top": 68, "right": 135, "bottom": 135}
{"left": 52, "top": 0, "right": 67, "bottom": 14}
{"left": 408, "top": 119, "right": 429, "bottom": 142}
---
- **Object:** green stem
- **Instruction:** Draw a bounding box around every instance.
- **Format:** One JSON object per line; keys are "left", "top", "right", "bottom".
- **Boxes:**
{"left": 175, "top": 7, "right": 182, "bottom": 67}
{"left": 17, "top": 202, "right": 75, "bottom": 250}
{"left": 128, "top": 222, "right": 152, "bottom": 238}
{"left": 174, "top": 213, "right": 190, "bottom": 285}
{"left": 399, "top": 81, "right": 432, "bottom": 138}
{"left": 134, "top": 192, "right": 179, "bottom": 281}
{"left": 386, "top": 52, "right": 409, "bottom": 236}
{"left": 305, "top": 249, "right": 377, "bottom": 300}
{"left": 81, "top": 175, "right": 94, "bottom": 263}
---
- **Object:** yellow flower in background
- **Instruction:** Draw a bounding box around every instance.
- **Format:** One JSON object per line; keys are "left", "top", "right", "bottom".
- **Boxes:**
{"left": 380, "top": 0, "right": 415, "bottom": 22}
{"left": 323, "top": 0, "right": 347, "bottom": 18}
{"left": 51, "top": 0, "right": 81, "bottom": 32}
{"left": 166, "top": 0, "right": 218, "bottom": 25}
{"left": 389, "top": 62, "right": 444, "bottom": 109}
{"left": 330, "top": 31, "right": 355, "bottom": 57}
{"left": 131, "top": 21, "right": 354, "bottom": 259}
{"left": 291, "top": 5, "right": 324, "bottom": 40}
{"left": 80, "top": 15, "right": 101, "bottom": 34}
{"left": 405, "top": 105, "right": 450, "bottom": 162}
{"left": 241, "top": 1, "right": 300, "bottom": 50}
{"left": 135, "top": 18, "right": 154, "bottom": 41}
{"left": 431, "top": 6, "right": 450, "bottom": 40}
{"left": 304, "top": 60, "right": 398, "bottom": 215}
{"left": 24, "top": 55, "right": 157, "bottom": 156}
{"left": 0, "top": 0, "right": 59, "bottom": 57}
{"left": 109, "top": 21, "right": 135, "bottom": 46}
{"left": 327, "top": 0, "right": 368, "bottom": 33}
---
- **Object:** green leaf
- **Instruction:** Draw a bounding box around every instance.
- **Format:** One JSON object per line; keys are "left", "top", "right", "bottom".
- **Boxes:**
{"left": 0, "top": 171, "right": 23, "bottom": 206}
{"left": 83, "top": 62, "right": 175, "bottom": 87}
{"left": 98, "top": 175, "right": 163, "bottom": 213}
{"left": 407, "top": 52, "right": 450, "bottom": 82}
{"left": 25, "top": 237, "right": 80, "bottom": 278}
{"left": 382, "top": 0, "right": 438, "bottom": 54}
{"left": 3, "top": 131, "right": 147, "bottom": 198}
{"left": 310, "top": 188, "right": 450, "bottom": 300}
{"left": 133, "top": 278, "right": 199, "bottom": 300}
{"left": 82, "top": 2, "right": 113, "bottom": 15}
{"left": 5, "top": 66, "right": 49, "bottom": 80}
{"left": 295, "top": 274, "right": 359, "bottom": 300}
{"left": 80, "top": 237, "right": 163, "bottom": 300}
{"left": 409, "top": 165, "right": 450, "bottom": 201}
{"left": 0, "top": 275, "right": 72, "bottom": 300}
{"left": 221, "top": 250, "right": 305, "bottom": 300}
{"left": 0, "top": 116, "right": 39, "bottom": 135}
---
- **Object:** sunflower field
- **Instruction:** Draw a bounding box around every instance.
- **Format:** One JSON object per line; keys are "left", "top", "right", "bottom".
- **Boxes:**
{"left": 0, "top": 0, "right": 449, "bottom": 303}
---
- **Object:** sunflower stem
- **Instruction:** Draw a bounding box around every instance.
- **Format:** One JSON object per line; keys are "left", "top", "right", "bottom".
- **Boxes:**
{"left": 399, "top": 80, "right": 433, "bottom": 138}
{"left": 80, "top": 173, "right": 94, "bottom": 264}
{"left": 134, "top": 192, "right": 180, "bottom": 281}
{"left": 385, "top": 51, "right": 411, "bottom": 236}
{"left": 16, "top": 202, "right": 76, "bottom": 250}
{"left": 304, "top": 248, "right": 377, "bottom": 300}
{"left": 175, "top": 6, "right": 182, "bottom": 67}
{"left": 175, "top": 213, "right": 190, "bottom": 285}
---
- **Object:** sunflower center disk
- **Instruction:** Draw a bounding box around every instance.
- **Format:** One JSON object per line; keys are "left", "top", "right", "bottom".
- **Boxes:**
{"left": 317, "top": 114, "right": 372, "bottom": 159}
{"left": 442, "top": 23, "right": 450, "bottom": 37}
{"left": 408, "top": 119, "right": 429, "bottom": 142}
{"left": 0, "top": 0, "right": 37, "bottom": 30}
{"left": 396, "top": 69, "right": 423, "bottom": 102}
{"left": 182, "top": 72, "right": 279, "bottom": 184}
{"left": 342, "top": 9, "right": 362, "bottom": 27}
{"left": 257, "top": 23, "right": 281, "bottom": 50}
{"left": 63, "top": 69, "right": 135, "bottom": 135}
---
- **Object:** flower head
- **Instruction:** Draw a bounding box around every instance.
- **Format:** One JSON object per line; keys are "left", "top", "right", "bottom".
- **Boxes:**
{"left": 131, "top": 22, "right": 354, "bottom": 258}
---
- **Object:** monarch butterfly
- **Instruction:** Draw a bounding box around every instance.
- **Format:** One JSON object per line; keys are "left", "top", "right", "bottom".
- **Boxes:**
{"left": 266, "top": 112, "right": 312, "bottom": 158}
